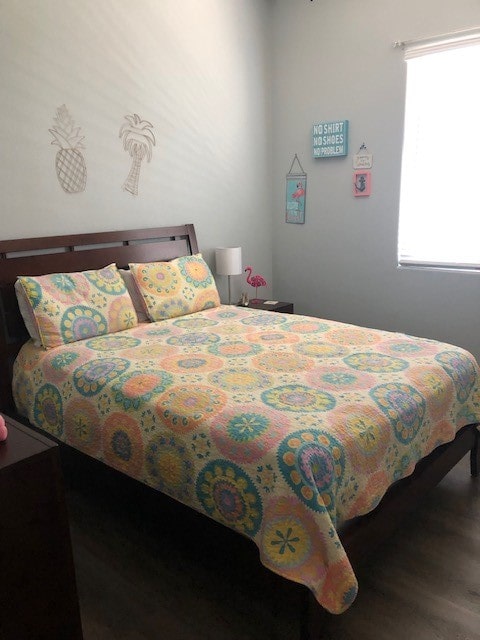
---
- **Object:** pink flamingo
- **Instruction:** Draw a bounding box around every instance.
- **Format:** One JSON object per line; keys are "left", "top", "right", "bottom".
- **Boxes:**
{"left": 292, "top": 182, "right": 305, "bottom": 200}
{"left": 245, "top": 266, "right": 267, "bottom": 302}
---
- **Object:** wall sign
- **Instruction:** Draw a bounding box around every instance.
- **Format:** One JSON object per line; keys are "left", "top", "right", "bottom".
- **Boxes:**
{"left": 353, "top": 143, "right": 373, "bottom": 169}
{"left": 353, "top": 170, "right": 371, "bottom": 197}
{"left": 312, "top": 120, "right": 349, "bottom": 158}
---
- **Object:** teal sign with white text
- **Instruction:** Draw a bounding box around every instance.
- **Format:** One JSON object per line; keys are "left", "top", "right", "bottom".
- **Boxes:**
{"left": 312, "top": 120, "right": 349, "bottom": 158}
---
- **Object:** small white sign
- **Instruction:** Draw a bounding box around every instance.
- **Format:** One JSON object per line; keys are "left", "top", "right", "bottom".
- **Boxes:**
{"left": 353, "top": 153, "right": 373, "bottom": 169}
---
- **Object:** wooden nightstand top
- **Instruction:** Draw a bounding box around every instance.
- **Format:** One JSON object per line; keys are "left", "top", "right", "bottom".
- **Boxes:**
{"left": 239, "top": 299, "right": 294, "bottom": 314}
{"left": 0, "top": 414, "right": 57, "bottom": 470}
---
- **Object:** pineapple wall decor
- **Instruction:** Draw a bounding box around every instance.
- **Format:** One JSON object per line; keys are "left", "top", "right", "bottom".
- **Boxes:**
{"left": 49, "top": 105, "right": 87, "bottom": 194}
{"left": 119, "top": 113, "right": 155, "bottom": 196}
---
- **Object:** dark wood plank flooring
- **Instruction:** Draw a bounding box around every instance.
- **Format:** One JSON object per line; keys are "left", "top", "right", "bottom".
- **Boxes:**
{"left": 67, "top": 454, "right": 480, "bottom": 640}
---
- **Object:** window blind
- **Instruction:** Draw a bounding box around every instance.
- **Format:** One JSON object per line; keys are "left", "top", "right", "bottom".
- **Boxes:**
{"left": 397, "top": 33, "right": 480, "bottom": 269}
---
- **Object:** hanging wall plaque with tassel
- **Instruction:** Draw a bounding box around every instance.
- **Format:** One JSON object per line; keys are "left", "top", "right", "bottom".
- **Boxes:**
{"left": 285, "top": 154, "right": 307, "bottom": 224}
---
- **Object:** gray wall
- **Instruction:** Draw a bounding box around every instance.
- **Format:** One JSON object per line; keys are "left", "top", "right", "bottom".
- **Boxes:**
{"left": 271, "top": 0, "right": 480, "bottom": 360}
{"left": 0, "top": 0, "right": 273, "bottom": 305}
{"left": 3, "top": 0, "right": 480, "bottom": 358}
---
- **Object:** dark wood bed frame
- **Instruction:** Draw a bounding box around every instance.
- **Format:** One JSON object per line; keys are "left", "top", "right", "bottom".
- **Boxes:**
{"left": 0, "top": 224, "right": 478, "bottom": 639}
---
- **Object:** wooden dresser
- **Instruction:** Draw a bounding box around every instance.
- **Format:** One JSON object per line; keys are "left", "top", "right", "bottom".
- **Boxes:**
{"left": 0, "top": 415, "right": 83, "bottom": 639}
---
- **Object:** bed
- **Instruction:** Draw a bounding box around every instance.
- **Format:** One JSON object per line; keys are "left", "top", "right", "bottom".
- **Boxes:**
{"left": 0, "top": 224, "right": 479, "bottom": 638}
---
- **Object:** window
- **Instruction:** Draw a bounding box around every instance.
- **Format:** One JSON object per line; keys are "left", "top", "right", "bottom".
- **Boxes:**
{"left": 398, "top": 30, "right": 480, "bottom": 269}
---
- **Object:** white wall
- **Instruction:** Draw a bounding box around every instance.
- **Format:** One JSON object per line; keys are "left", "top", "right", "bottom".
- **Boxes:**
{"left": 0, "top": 0, "right": 273, "bottom": 304}
{"left": 271, "top": 0, "right": 480, "bottom": 359}
{"left": 3, "top": 0, "right": 480, "bottom": 357}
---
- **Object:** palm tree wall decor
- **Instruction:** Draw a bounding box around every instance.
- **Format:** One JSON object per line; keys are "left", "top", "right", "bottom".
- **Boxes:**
{"left": 119, "top": 113, "right": 155, "bottom": 195}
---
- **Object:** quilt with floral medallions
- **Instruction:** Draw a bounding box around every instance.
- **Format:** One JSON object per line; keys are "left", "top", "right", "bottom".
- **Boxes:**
{"left": 12, "top": 306, "right": 480, "bottom": 614}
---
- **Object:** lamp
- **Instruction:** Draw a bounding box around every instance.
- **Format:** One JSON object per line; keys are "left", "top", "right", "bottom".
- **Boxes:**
{"left": 215, "top": 247, "right": 242, "bottom": 304}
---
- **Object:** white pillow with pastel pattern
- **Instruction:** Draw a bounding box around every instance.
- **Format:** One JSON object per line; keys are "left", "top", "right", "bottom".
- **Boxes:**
{"left": 17, "top": 263, "right": 138, "bottom": 349}
{"left": 129, "top": 254, "right": 220, "bottom": 321}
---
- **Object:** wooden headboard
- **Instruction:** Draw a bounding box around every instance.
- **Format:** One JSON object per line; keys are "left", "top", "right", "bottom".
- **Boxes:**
{"left": 0, "top": 224, "right": 198, "bottom": 413}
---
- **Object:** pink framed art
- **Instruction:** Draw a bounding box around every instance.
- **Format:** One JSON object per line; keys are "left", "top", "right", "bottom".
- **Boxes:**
{"left": 353, "top": 170, "right": 371, "bottom": 197}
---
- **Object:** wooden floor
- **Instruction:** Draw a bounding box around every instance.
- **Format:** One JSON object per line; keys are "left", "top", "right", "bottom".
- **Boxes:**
{"left": 66, "top": 454, "right": 480, "bottom": 640}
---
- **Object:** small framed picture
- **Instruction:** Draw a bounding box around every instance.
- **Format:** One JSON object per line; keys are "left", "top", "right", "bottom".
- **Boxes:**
{"left": 286, "top": 175, "right": 306, "bottom": 223}
{"left": 353, "top": 170, "right": 371, "bottom": 197}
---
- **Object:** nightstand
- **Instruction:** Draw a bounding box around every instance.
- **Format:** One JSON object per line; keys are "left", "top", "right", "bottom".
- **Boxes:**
{"left": 0, "top": 415, "right": 83, "bottom": 639}
{"left": 240, "top": 299, "right": 294, "bottom": 314}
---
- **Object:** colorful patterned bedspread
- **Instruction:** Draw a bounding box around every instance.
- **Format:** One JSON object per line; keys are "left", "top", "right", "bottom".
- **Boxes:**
{"left": 12, "top": 306, "right": 480, "bottom": 613}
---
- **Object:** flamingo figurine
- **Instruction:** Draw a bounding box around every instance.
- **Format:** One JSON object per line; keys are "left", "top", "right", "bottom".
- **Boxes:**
{"left": 245, "top": 266, "right": 267, "bottom": 302}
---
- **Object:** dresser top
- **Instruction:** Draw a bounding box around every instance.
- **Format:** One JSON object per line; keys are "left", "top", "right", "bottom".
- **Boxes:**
{"left": 0, "top": 414, "right": 56, "bottom": 470}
